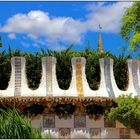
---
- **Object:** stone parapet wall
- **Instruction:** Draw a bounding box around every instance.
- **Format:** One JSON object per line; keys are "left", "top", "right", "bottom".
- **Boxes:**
{"left": 31, "top": 114, "right": 140, "bottom": 139}
{"left": 0, "top": 56, "right": 140, "bottom": 97}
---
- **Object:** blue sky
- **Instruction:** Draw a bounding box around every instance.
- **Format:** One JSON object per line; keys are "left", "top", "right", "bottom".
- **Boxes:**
{"left": 0, "top": 2, "right": 133, "bottom": 56}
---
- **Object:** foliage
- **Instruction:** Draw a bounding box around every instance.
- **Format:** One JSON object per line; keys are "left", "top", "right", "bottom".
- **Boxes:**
{"left": 108, "top": 94, "right": 140, "bottom": 135}
{"left": 54, "top": 103, "right": 75, "bottom": 119}
{"left": 0, "top": 45, "right": 131, "bottom": 91}
{"left": 24, "top": 53, "right": 41, "bottom": 89}
{"left": 85, "top": 104, "right": 104, "bottom": 120}
{"left": 120, "top": 2, "right": 140, "bottom": 56}
{"left": 55, "top": 49, "right": 73, "bottom": 89}
{"left": 0, "top": 105, "right": 13, "bottom": 113}
{"left": 0, "top": 107, "right": 42, "bottom": 139}
{"left": 113, "top": 49, "right": 131, "bottom": 90}
{"left": 0, "top": 50, "right": 11, "bottom": 89}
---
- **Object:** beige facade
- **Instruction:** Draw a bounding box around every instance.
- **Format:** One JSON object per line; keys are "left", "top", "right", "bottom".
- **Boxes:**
{"left": 31, "top": 114, "right": 140, "bottom": 139}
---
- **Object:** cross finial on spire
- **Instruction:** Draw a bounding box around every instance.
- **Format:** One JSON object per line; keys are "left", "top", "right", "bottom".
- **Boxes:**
{"left": 99, "top": 24, "right": 102, "bottom": 30}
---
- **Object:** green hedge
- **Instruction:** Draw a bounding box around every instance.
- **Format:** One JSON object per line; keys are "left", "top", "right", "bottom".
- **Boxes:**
{"left": 0, "top": 47, "right": 131, "bottom": 90}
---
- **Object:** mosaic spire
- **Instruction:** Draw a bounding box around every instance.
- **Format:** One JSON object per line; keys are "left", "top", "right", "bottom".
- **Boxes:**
{"left": 98, "top": 24, "right": 104, "bottom": 52}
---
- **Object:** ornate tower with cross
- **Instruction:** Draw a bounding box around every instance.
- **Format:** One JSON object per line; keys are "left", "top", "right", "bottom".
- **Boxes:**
{"left": 98, "top": 24, "right": 104, "bottom": 52}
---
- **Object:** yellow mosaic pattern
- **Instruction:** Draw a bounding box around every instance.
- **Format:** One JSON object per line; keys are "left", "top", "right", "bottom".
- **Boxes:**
{"left": 76, "top": 59, "right": 84, "bottom": 97}
{"left": 46, "top": 58, "right": 52, "bottom": 96}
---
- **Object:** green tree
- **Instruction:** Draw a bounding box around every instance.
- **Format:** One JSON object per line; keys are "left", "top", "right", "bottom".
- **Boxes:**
{"left": 120, "top": 2, "right": 140, "bottom": 56}
{"left": 108, "top": 94, "right": 140, "bottom": 135}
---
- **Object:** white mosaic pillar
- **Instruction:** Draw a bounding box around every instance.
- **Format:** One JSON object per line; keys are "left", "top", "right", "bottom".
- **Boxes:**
{"left": 98, "top": 58, "right": 140, "bottom": 97}
{"left": 34, "top": 57, "right": 65, "bottom": 96}
{"left": 100, "top": 58, "right": 129, "bottom": 97}
{"left": 127, "top": 59, "right": 140, "bottom": 96}
{"left": 33, "top": 57, "right": 47, "bottom": 96}
{"left": 47, "top": 57, "right": 65, "bottom": 96}
{"left": 66, "top": 57, "right": 95, "bottom": 97}
{"left": 20, "top": 57, "right": 34, "bottom": 96}
{"left": 97, "top": 58, "right": 116, "bottom": 97}
{"left": 1, "top": 57, "right": 33, "bottom": 97}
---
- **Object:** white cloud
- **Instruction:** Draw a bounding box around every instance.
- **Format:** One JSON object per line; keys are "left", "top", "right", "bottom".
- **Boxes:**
{"left": 8, "top": 33, "right": 16, "bottom": 39}
{"left": 0, "top": 2, "right": 133, "bottom": 50}
{"left": 85, "top": 2, "right": 133, "bottom": 33}
{"left": 0, "top": 10, "right": 85, "bottom": 44}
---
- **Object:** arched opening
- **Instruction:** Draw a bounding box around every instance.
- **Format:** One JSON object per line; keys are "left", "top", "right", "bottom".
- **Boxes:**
{"left": 25, "top": 55, "right": 42, "bottom": 90}
{"left": 86, "top": 58, "right": 101, "bottom": 90}
{"left": 0, "top": 56, "right": 11, "bottom": 90}
{"left": 113, "top": 59, "right": 129, "bottom": 91}
{"left": 56, "top": 55, "right": 72, "bottom": 90}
